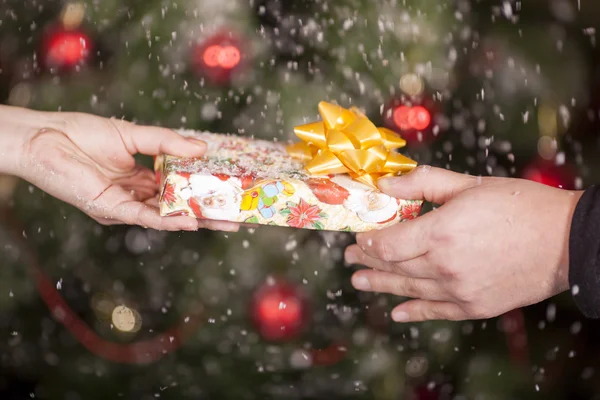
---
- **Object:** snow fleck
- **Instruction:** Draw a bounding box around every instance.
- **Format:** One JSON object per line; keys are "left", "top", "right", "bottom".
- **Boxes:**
{"left": 571, "top": 284, "right": 580, "bottom": 296}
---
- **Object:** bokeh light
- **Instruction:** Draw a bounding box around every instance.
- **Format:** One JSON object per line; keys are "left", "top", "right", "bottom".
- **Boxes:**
{"left": 111, "top": 305, "right": 142, "bottom": 333}
{"left": 44, "top": 30, "right": 90, "bottom": 67}
{"left": 393, "top": 105, "right": 431, "bottom": 131}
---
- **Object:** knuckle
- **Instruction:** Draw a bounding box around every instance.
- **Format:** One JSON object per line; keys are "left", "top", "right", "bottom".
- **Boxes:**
{"left": 453, "top": 284, "right": 475, "bottom": 303}
{"left": 393, "top": 261, "right": 410, "bottom": 275}
{"left": 373, "top": 238, "right": 394, "bottom": 261}
{"left": 464, "top": 304, "right": 488, "bottom": 320}
{"left": 426, "top": 304, "right": 447, "bottom": 320}
{"left": 446, "top": 312, "right": 466, "bottom": 321}
{"left": 134, "top": 204, "right": 146, "bottom": 226}
{"left": 403, "top": 278, "right": 422, "bottom": 298}
{"left": 437, "top": 263, "right": 459, "bottom": 280}
{"left": 429, "top": 227, "right": 453, "bottom": 247}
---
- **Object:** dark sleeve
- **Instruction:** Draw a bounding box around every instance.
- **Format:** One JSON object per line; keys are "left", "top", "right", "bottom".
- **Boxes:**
{"left": 569, "top": 185, "right": 600, "bottom": 318}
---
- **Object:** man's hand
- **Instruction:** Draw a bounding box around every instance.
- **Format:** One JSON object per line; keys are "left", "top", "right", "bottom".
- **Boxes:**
{"left": 1, "top": 106, "right": 238, "bottom": 232}
{"left": 345, "top": 166, "right": 582, "bottom": 322}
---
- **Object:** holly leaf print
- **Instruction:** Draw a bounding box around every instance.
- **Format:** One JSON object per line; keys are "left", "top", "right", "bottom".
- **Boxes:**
{"left": 313, "top": 221, "right": 325, "bottom": 231}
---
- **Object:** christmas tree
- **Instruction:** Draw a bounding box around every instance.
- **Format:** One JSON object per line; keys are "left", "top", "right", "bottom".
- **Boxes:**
{"left": 1, "top": 0, "right": 600, "bottom": 399}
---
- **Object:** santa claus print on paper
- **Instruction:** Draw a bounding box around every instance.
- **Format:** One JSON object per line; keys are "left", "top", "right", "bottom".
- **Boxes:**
{"left": 179, "top": 174, "right": 243, "bottom": 221}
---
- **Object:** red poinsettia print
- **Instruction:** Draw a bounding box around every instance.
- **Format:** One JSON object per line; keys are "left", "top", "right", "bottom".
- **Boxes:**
{"left": 161, "top": 183, "right": 177, "bottom": 205}
{"left": 400, "top": 203, "right": 421, "bottom": 220}
{"left": 287, "top": 200, "right": 322, "bottom": 229}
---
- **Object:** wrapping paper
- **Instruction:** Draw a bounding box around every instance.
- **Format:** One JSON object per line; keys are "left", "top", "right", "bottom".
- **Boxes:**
{"left": 156, "top": 131, "right": 422, "bottom": 232}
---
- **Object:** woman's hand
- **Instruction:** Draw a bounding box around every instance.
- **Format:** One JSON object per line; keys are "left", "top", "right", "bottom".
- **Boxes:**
{"left": 0, "top": 105, "right": 238, "bottom": 232}
{"left": 345, "top": 166, "right": 582, "bottom": 322}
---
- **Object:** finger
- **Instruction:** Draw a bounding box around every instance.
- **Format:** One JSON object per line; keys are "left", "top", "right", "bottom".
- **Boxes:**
{"left": 114, "top": 201, "right": 200, "bottom": 231}
{"left": 198, "top": 219, "right": 240, "bottom": 232}
{"left": 90, "top": 216, "right": 122, "bottom": 226}
{"left": 113, "top": 119, "right": 207, "bottom": 157}
{"left": 345, "top": 245, "right": 435, "bottom": 278}
{"left": 240, "top": 223, "right": 260, "bottom": 229}
{"left": 141, "top": 197, "right": 240, "bottom": 232}
{"left": 355, "top": 216, "right": 431, "bottom": 262}
{"left": 378, "top": 165, "right": 482, "bottom": 205}
{"left": 391, "top": 300, "right": 466, "bottom": 322}
{"left": 345, "top": 244, "right": 393, "bottom": 270}
{"left": 92, "top": 185, "right": 198, "bottom": 231}
{"left": 144, "top": 196, "right": 160, "bottom": 208}
{"left": 351, "top": 270, "right": 448, "bottom": 301}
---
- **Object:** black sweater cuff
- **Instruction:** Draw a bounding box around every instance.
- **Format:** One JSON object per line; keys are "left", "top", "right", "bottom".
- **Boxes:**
{"left": 569, "top": 185, "right": 600, "bottom": 318}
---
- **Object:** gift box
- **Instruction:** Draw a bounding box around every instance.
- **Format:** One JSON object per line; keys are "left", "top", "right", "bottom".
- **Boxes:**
{"left": 156, "top": 102, "right": 423, "bottom": 232}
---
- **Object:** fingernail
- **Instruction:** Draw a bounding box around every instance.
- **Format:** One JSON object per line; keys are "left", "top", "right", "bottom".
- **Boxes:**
{"left": 392, "top": 310, "right": 410, "bottom": 322}
{"left": 352, "top": 275, "right": 371, "bottom": 290}
{"left": 187, "top": 138, "right": 207, "bottom": 149}
{"left": 356, "top": 234, "right": 373, "bottom": 250}
{"left": 377, "top": 177, "right": 396, "bottom": 191}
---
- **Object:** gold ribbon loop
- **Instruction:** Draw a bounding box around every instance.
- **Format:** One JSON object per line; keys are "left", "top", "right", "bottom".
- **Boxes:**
{"left": 288, "top": 101, "right": 418, "bottom": 189}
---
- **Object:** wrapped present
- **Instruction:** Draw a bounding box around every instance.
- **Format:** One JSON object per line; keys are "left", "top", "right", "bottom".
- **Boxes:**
{"left": 156, "top": 102, "right": 423, "bottom": 232}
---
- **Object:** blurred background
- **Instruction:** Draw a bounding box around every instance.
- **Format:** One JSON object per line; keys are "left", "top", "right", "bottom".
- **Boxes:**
{"left": 1, "top": 0, "right": 600, "bottom": 398}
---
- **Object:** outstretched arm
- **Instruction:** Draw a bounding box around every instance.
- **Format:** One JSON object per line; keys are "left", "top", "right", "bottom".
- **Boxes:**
{"left": 345, "top": 166, "right": 587, "bottom": 322}
{"left": 0, "top": 105, "right": 238, "bottom": 232}
{"left": 0, "top": 105, "right": 48, "bottom": 176}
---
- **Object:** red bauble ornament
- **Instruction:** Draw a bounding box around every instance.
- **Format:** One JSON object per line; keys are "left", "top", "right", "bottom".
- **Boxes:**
{"left": 251, "top": 279, "right": 308, "bottom": 341}
{"left": 393, "top": 106, "right": 412, "bottom": 131}
{"left": 192, "top": 31, "right": 246, "bottom": 85}
{"left": 393, "top": 105, "right": 431, "bottom": 131}
{"left": 42, "top": 27, "right": 92, "bottom": 69}
{"left": 384, "top": 98, "right": 437, "bottom": 145}
{"left": 522, "top": 159, "right": 576, "bottom": 190}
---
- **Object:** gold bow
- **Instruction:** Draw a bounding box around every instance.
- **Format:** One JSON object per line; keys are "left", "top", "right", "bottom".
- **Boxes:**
{"left": 287, "top": 101, "right": 417, "bottom": 189}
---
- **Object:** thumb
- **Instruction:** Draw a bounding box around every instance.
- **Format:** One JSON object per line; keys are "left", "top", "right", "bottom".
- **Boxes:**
{"left": 119, "top": 120, "right": 207, "bottom": 157}
{"left": 377, "top": 166, "right": 480, "bottom": 204}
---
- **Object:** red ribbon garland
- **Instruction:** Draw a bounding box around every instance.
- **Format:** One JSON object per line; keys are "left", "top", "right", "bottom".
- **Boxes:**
{"left": 29, "top": 264, "right": 204, "bottom": 364}
{"left": 1, "top": 210, "right": 528, "bottom": 367}
{"left": 2, "top": 210, "right": 204, "bottom": 365}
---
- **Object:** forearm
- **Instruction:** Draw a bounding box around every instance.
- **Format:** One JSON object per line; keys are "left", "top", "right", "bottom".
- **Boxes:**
{"left": 570, "top": 185, "right": 600, "bottom": 318}
{"left": 0, "top": 105, "right": 53, "bottom": 176}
